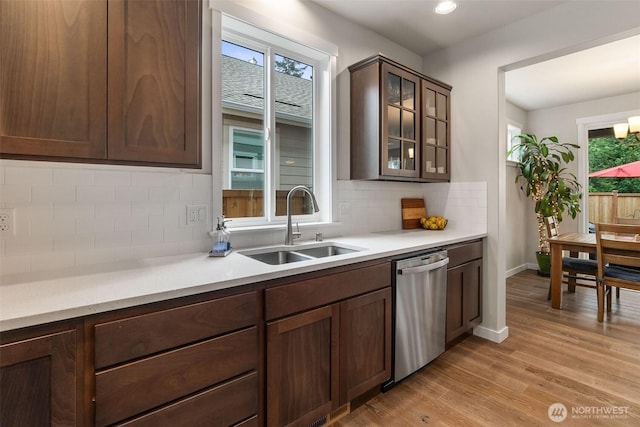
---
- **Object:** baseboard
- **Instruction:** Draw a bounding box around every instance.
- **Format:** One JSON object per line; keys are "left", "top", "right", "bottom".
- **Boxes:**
{"left": 473, "top": 325, "right": 509, "bottom": 343}
{"left": 506, "top": 264, "right": 528, "bottom": 278}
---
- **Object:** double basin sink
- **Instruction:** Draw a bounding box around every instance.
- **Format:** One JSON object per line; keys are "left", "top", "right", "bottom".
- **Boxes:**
{"left": 239, "top": 242, "right": 364, "bottom": 265}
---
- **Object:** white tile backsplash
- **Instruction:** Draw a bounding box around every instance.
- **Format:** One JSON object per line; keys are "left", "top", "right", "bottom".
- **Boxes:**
{"left": 0, "top": 159, "right": 485, "bottom": 277}
{"left": 0, "top": 161, "right": 213, "bottom": 277}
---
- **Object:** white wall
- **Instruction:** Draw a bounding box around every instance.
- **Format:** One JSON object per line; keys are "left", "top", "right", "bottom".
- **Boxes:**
{"left": 421, "top": 1, "right": 640, "bottom": 342}
{"left": 505, "top": 102, "right": 529, "bottom": 275}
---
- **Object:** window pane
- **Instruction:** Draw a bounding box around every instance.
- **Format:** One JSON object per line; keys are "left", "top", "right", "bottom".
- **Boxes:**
{"left": 402, "top": 78, "right": 415, "bottom": 110}
{"left": 388, "top": 106, "right": 401, "bottom": 137}
{"left": 387, "top": 73, "right": 401, "bottom": 105}
{"left": 221, "top": 41, "right": 265, "bottom": 218}
{"left": 274, "top": 54, "right": 314, "bottom": 216}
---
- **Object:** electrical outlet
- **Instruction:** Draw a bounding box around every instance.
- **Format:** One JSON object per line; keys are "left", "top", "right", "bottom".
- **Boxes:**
{"left": 186, "top": 205, "right": 207, "bottom": 225}
{"left": 0, "top": 208, "right": 15, "bottom": 235}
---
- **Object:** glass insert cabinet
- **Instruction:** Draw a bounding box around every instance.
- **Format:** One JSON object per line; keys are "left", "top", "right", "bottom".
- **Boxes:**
{"left": 349, "top": 54, "right": 451, "bottom": 182}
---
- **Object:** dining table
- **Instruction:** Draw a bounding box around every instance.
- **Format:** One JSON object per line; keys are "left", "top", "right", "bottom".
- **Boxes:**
{"left": 548, "top": 232, "right": 597, "bottom": 309}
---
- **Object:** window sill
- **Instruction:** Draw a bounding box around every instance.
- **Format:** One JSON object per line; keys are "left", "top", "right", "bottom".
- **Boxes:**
{"left": 208, "top": 221, "right": 334, "bottom": 237}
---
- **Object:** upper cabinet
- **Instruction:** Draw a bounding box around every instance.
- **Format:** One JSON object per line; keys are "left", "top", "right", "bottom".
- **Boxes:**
{"left": 0, "top": 0, "right": 201, "bottom": 168}
{"left": 349, "top": 55, "right": 451, "bottom": 182}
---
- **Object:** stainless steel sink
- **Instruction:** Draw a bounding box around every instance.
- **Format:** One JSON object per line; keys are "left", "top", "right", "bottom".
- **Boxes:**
{"left": 295, "top": 245, "right": 358, "bottom": 258}
{"left": 239, "top": 242, "right": 363, "bottom": 265}
{"left": 244, "top": 250, "right": 314, "bottom": 265}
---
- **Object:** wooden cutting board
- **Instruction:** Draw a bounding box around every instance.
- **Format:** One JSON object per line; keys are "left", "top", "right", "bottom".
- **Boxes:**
{"left": 401, "top": 198, "right": 426, "bottom": 229}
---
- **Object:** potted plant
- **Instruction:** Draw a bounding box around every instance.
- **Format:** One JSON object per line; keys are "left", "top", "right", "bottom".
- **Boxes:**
{"left": 509, "top": 134, "right": 583, "bottom": 274}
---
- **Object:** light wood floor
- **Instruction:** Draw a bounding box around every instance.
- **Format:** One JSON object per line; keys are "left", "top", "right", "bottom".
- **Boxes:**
{"left": 335, "top": 269, "right": 640, "bottom": 426}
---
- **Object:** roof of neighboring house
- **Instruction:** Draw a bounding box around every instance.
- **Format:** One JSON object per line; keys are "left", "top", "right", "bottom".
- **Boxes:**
{"left": 222, "top": 55, "right": 312, "bottom": 122}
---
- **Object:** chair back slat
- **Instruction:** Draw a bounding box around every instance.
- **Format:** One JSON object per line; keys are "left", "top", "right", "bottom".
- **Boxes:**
{"left": 614, "top": 217, "right": 640, "bottom": 225}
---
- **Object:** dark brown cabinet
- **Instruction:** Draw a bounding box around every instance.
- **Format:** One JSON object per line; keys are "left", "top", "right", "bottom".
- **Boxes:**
{"left": 267, "top": 304, "right": 340, "bottom": 427}
{"left": 339, "top": 288, "right": 392, "bottom": 404}
{"left": 0, "top": 325, "right": 81, "bottom": 427}
{"left": 92, "top": 291, "right": 258, "bottom": 426}
{"left": 349, "top": 54, "right": 451, "bottom": 182}
{"left": 265, "top": 262, "right": 392, "bottom": 427}
{"left": 0, "top": 0, "right": 200, "bottom": 168}
{"left": 446, "top": 240, "right": 483, "bottom": 346}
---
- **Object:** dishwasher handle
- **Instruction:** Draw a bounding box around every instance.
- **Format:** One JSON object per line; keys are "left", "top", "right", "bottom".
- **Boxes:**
{"left": 398, "top": 257, "right": 449, "bottom": 275}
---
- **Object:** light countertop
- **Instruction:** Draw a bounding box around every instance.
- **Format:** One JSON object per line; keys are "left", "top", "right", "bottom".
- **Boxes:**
{"left": 0, "top": 228, "right": 485, "bottom": 332}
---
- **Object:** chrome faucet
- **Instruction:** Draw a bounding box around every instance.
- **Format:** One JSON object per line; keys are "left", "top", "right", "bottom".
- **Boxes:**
{"left": 285, "top": 185, "right": 320, "bottom": 245}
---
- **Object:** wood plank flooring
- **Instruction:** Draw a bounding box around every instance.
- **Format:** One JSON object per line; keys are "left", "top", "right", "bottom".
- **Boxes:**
{"left": 335, "top": 269, "right": 640, "bottom": 426}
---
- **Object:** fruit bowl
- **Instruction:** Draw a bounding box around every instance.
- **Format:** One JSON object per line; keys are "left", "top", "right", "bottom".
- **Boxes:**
{"left": 419, "top": 216, "right": 448, "bottom": 230}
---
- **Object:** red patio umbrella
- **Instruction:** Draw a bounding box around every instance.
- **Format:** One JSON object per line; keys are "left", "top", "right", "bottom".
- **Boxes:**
{"left": 589, "top": 160, "right": 640, "bottom": 178}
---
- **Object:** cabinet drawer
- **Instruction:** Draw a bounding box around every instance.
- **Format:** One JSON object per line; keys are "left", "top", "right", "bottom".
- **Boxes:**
{"left": 95, "top": 291, "right": 256, "bottom": 369}
{"left": 95, "top": 327, "right": 257, "bottom": 427}
{"left": 119, "top": 372, "right": 258, "bottom": 427}
{"left": 447, "top": 240, "right": 482, "bottom": 269}
{"left": 265, "top": 262, "right": 391, "bottom": 320}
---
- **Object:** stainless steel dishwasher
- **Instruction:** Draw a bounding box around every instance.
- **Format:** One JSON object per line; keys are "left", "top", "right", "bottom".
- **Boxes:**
{"left": 387, "top": 249, "right": 449, "bottom": 386}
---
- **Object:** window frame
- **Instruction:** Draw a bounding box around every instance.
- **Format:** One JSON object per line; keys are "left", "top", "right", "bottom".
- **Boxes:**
{"left": 220, "top": 15, "right": 333, "bottom": 228}
{"left": 506, "top": 121, "right": 523, "bottom": 164}
{"left": 228, "top": 126, "right": 265, "bottom": 190}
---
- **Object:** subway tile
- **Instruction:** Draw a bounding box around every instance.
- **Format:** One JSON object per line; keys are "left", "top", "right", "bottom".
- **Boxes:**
{"left": 95, "top": 202, "right": 131, "bottom": 218}
{"left": 0, "top": 183, "right": 31, "bottom": 205}
{"left": 147, "top": 242, "right": 183, "bottom": 258}
{"left": 76, "top": 216, "right": 114, "bottom": 233}
{"left": 149, "top": 186, "right": 180, "bottom": 202}
{"left": 192, "top": 173, "right": 213, "bottom": 188}
{"left": 32, "top": 184, "right": 76, "bottom": 204}
{"left": 94, "top": 230, "right": 131, "bottom": 248}
{"left": 53, "top": 168, "right": 94, "bottom": 185}
{"left": 5, "top": 166, "right": 52, "bottom": 185}
{"left": 131, "top": 171, "right": 164, "bottom": 187}
{"left": 4, "top": 235, "right": 53, "bottom": 256}
{"left": 132, "top": 201, "right": 163, "bottom": 216}
{"left": 132, "top": 229, "right": 163, "bottom": 246}
{"left": 31, "top": 215, "right": 75, "bottom": 237}
{"left": 0, "top": 255, "right": 31, "bottom": 276}
{"left": 115, "top": 215, "right": 149, "bottom": 232}
{"left": 30, "top": 251, "right": 75, "bottom": 273}
{"left": 54, "top": 203, "right": 95, "bottom": 219}
{"left": 77, "top": 185, "right": 115, "bottom": 203}
{"left": 94, "top": 170, "right": 131, "bottom": 186}
{"left": 115, "top": 185, "right": 149, "bottom": 202}
{"left": 54, "top": 233, "right": 94, "bottom": 251}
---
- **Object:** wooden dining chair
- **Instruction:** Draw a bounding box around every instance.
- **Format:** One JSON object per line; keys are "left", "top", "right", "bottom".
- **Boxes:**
{"left": 611, "top": 217, "right": 640, "bottom": 297}
{"left": 595, "top": 223, "right": 640, "bottom": 322}
{"left": 544, "top": 216, "right": 598, "bottom": 300}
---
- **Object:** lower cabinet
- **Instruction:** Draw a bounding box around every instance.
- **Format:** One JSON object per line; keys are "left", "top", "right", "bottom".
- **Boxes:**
{"left": 446, "top": 240, "right": 483, "bottom": 345}
{"left": 91, "top": 291, "right": 259, "bottom": 426}
{"left": 265, "top": 262, "right": 392, "bottom": 427}
{"left": 267, "top": 304, "right": 340, "bottom": 427}
{"left": 0, "top": 324, "right": 81, "bottom": 426}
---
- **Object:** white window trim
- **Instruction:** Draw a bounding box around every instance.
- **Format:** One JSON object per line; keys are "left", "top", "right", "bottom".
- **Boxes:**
{"left": 219, "top": 14, "right": 334, "bottom": 229}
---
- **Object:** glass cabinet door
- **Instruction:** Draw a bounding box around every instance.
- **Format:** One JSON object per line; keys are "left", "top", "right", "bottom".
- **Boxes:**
{"left": 422, "top": 80, "right": 450, "bottom": 180}
{"left": 382, "top": 63, "right": 420, "bottom": 177}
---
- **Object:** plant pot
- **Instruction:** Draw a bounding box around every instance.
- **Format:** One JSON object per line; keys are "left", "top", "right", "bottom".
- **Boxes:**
{"left": 536, "top": 251, "right": 551, "bottom": 277}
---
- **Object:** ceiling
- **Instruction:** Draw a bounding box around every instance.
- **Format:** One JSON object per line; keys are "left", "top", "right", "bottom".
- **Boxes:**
{"left": 311, "top": 0, "right": 640, "bottom": 111}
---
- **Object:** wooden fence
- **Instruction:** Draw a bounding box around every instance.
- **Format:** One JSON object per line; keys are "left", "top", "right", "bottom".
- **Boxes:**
{"left": 588, "top": 191, "right": 640, "bottom": 223}
{"left": 222, "top": 189, "right": 312, "bottom": 218}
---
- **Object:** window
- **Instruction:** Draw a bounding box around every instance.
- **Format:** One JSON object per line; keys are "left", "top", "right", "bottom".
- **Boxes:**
{"left": 220, "top": 16, "right": 332, "bottom": 225}
{"left": 507, "top": 122, "right": 522, "bottom": 162}
{"left": 229, "top": 127, "right": 264, "bottom": 190}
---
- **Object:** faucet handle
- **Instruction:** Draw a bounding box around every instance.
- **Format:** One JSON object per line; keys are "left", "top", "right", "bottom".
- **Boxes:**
{"left": 292, "top": 222, "right": 301, "bottom": 239}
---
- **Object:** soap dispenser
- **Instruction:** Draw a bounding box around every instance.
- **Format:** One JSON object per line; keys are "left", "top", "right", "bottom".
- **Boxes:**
{"left": 211, "top": 216, "right": 231, "bottom": 256}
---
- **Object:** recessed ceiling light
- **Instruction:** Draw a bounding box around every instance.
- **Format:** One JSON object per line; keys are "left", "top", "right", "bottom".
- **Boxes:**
{"left": 435, "top": 0, "right": 458, "bottom": 15}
